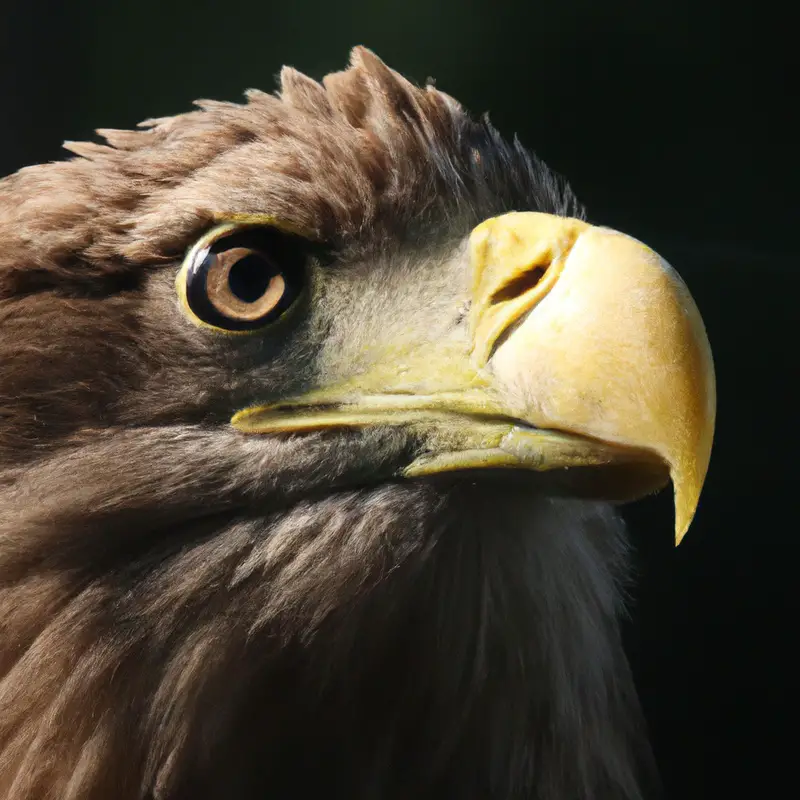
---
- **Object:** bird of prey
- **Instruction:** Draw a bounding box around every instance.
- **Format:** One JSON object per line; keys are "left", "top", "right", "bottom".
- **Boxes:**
{"left": 0, "top": 48, "right": 715, "bottom": 800}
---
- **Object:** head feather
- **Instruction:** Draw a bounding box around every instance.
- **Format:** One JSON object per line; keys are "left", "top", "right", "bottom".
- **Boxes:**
{"left": 1, "top": 47, "right": 580, "bottom": 296}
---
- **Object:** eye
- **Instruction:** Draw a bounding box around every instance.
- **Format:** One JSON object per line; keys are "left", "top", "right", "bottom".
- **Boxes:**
{"left": 179, "top": 225, "right": 307, "bottom": 332}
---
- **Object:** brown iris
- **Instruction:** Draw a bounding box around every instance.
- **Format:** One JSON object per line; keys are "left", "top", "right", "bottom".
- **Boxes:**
{"left": 205, "top": 247, "right": 286, "bottom": 322}
{"left": 183, "top": 227, "right": 306, "bottom": 332}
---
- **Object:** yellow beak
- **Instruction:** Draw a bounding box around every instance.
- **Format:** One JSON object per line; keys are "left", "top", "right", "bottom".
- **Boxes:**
{"left": 470, "top": 213, "right": 715, "bottom": 542}
{"left": 233, "top": 212, "right": 716, "bottom": 544}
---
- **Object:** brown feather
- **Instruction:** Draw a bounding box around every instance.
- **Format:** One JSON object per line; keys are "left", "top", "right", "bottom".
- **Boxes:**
{"left": 0, "top": 48, "right": 655, "bottom": 800}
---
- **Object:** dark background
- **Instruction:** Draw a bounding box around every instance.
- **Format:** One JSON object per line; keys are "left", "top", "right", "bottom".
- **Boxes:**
{"left": 1, "top": 1, "right": 795, "bottom": 797}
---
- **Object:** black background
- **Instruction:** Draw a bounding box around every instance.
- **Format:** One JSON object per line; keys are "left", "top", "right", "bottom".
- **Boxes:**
{"left": 1, "top": 2, "right": 795, "bottom": 797}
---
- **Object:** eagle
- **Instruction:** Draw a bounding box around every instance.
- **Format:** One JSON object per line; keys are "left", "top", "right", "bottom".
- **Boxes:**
{"left": 0, "top": 48, "right": 715, "bottom": 799}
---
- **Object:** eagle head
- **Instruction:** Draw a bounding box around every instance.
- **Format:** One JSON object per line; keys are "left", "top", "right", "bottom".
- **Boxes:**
{"left": 0, "top": 48, "right": 714, "bottom": 799}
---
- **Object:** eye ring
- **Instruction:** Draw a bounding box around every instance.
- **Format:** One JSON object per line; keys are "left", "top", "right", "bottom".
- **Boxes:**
{"left": 177, "top": 224, "right": 307, "bottom": 333}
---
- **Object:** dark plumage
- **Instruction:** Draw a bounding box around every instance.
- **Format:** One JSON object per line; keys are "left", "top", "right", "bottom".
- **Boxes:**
{"left": 0, "top": 48, "right": 713, "bottom": 799}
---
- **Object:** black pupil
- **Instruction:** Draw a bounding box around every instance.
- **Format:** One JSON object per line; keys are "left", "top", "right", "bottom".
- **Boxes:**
{"left": 228, "top": 253, "right": 274, "bottom": 303}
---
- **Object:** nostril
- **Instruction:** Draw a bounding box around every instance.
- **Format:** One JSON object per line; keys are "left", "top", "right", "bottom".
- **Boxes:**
{"left": 489, "top": 264, "right": 549, "bottom": 305}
